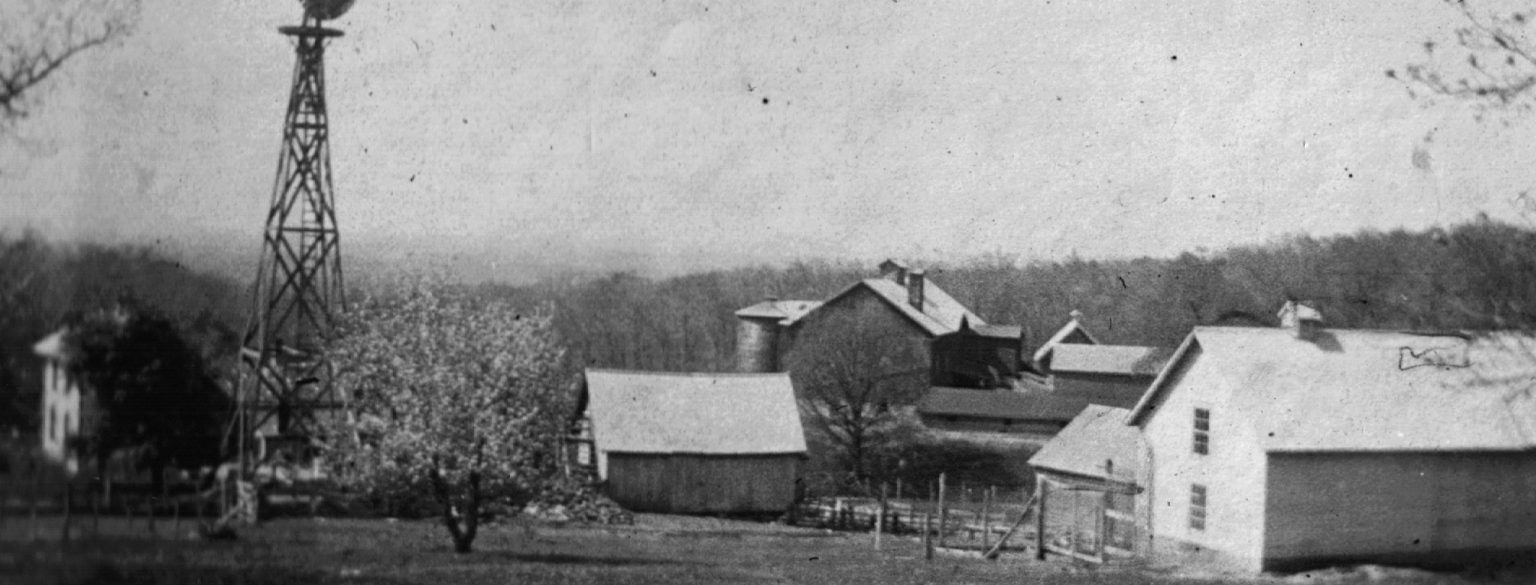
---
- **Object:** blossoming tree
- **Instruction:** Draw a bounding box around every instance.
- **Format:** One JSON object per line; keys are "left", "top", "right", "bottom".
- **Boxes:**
{"left": 324, "top": 282, "right": 571, "bottom": 553}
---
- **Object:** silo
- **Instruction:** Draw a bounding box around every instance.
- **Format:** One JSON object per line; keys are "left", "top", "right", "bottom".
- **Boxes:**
{"left": 734, "top": 299, "right": 784, "bottom": 373}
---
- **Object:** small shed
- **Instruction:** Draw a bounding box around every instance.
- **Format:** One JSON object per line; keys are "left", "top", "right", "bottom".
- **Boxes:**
{"left": 930, "top": 317, "right": 1040, "bottom": 389}
{"left": 1027, "top": 405, "right": 1141, "bottom": 563}
{"left": 580, "top": 369, "right": 807, "bottom": 514}
{"left": 1042, "top": 343, "right": 1173, "bottom": 408}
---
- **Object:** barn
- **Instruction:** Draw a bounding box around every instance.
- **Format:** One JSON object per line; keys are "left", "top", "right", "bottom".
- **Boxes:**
{"left": 577, "top": 369, "right": 808, "bottom": 514}
{"left": 1126, "top": 302, "right": 1536, "bottom": 572}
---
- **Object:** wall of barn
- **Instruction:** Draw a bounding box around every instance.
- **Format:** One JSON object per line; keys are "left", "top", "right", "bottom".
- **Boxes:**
{"left": 1263, "top": 451, "right": 1536, "bottom": 572}
{"left": 782, "top": 285, "right": 933, "bottom": 395}
{"left": 604, "top": 453, "right": 801, "bottom": 513}
{"left": 1051, "top": 373, "right": 1153, "bottom": 408}
{"left": 1136, "top": 345, "right": 1268, "bottom": 573}
{"left": 918, "top": 413, "right": 1063, "bottom": 438}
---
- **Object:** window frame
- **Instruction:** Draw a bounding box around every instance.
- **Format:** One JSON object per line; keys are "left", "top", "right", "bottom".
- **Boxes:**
{"left": 1193, "top": 407, "right": 1211, "bottom": 455}
{"left": 1190, "top": 483, "right": 1208, "bottom": 531}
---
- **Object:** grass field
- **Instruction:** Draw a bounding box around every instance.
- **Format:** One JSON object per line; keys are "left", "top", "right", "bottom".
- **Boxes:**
{"left": 0, "top": 513, "right": 1525, "bottom": 585}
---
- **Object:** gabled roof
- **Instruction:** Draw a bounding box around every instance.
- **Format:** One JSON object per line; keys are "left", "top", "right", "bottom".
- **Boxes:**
{"left": 917, "top": 386, "right": 1088, "bottom": 423}
{"left": 734, "top": 299, "right": 823, "bottom": 325}
{"left": 1128, "top": 327, "right": 1536, "bottom": 452}
{"left": 828, "top": 277, "right": 983, "bottom": 337}
{"left": 583, "top": 369, "right": 807, "bottom": 455}
{"left": 1028, "top": 405, "right": 1139, "bottom": 483}
{"left": 1031, "top": 314, "right": 1100, "bottom": 365}
{"left": 1048, "top": 344, "right": 1174, "bottom": 376}
{"left": 33, "top": 328, "right": 69, "bottom": 360}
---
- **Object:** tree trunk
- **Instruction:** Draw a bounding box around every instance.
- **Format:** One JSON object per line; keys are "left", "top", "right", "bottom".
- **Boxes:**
{"left": 429, "top": 468, "right": 480, "bottom": 554}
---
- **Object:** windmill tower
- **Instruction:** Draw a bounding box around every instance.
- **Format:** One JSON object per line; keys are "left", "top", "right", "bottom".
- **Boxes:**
{"left": 235, "top": 0, "right": 358, "bottom": 479}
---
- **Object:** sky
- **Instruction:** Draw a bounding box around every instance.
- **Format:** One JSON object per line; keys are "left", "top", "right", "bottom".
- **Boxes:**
{"left": 4, "top": 0, "right": 1536, "bottom": 283}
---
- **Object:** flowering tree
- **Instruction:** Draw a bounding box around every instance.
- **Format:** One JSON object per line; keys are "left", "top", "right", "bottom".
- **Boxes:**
{"left": 324, "top": 283, "right": 572, "bottom": 553}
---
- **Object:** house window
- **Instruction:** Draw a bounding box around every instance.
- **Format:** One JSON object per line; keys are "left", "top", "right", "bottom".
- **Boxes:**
{"left": 1193, "top": 408, "right": 1211, "bottom": 455}
{"left": 1190, "top": 484, "right": 1208, "bottom": 531}
{"left": 48, "top": 406, "right": 57, "bottom": 442}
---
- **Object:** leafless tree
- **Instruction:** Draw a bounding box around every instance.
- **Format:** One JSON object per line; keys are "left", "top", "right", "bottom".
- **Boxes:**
{"left": 783, "top": 307, "right": 928, "bottom": 483}
{"left": 1, "top": 0, "right": 138, "bottom": 128}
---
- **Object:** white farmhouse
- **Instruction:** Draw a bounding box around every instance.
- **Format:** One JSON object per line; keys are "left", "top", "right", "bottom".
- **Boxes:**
{"left": 33, "top": 328, "right": 81, "bottom": 475}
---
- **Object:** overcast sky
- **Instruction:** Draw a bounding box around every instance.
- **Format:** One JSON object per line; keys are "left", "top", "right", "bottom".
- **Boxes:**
{"left": 3, "top": 0, "right": 1535, "bottom": 282}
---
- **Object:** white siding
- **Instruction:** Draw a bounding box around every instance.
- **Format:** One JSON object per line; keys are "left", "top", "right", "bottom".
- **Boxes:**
{"left": 39, "top": 358, "right": 81, "bottom": 473}
{"left": 1137, "top": 345, "right": 1268, "bottom": 571}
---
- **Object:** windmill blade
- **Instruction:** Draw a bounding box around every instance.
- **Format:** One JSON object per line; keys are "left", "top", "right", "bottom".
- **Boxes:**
{"left": 303, "top": 0, "right": 356, "bottom": 20}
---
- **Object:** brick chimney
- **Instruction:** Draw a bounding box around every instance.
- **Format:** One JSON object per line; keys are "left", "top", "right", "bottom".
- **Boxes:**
{"left": 1277, "top": 300, "right": 1323, "bottom": 340}
{"left": 907, "top": 269, "right": 926, "bottom": 311}
{"left": 879, "top": 258, "right": 909, "bottom": 285}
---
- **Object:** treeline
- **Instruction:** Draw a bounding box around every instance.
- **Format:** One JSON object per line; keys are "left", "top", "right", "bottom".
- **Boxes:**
{"left": 5, "top": 217, "right": 1535, "bottom": 431}
{"left": 0, "top": 233, "right": 246, "bottom": 432}
{"left": 480, "top": 216, "right": 1536, "bottom": 372}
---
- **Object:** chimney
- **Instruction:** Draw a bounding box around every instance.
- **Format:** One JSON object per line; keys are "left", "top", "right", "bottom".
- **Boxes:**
{"left": 879, "top": 258, "right": 909, "bottom": 285}
{"left": 907, "top": 269, "right": 926, "bottom": 311}
{"left": 1277, "top": 300, "right": 1323, "bottom": 340}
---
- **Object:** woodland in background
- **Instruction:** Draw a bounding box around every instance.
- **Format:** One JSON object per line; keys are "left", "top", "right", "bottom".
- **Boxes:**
{"left": 3, "top": 216, "right": 1535, "bottom": 435}
{"left": 480, "top": 215, "right": 1536, "bottom": 375}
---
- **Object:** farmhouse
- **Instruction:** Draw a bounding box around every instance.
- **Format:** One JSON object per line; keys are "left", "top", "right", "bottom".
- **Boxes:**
{"left": 33, "top": 328, "right": 82, "bottom": 474}
{"left": 575, "top": 369, "right": 807, "bottom": 514}
{"left": 1126, "top": 302, "right": 1536, "bottom": 572}
{"left": 734, "top": 259, "right": 983, "bottom": 376}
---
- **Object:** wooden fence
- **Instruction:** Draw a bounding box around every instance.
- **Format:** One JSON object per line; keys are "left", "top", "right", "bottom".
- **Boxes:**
{"left": 788, "top": 473, "right": 1041, "bottom": 559}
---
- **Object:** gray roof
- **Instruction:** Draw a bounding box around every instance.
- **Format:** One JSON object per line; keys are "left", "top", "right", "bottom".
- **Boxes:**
{"left": 734, "top": 300, "right": 823, "bottom": 324}
{"left": 33, "top": 328, "right": 68, "bottom": 360}
{"left": 584, "top": 369, "right": 807, "bottom": 455}
{"left": 917, "top": 386, "right": 1088, "bottom": 422}
{"left": 1048, "top": 344, "right": 1174, "bottom": 376}
{"left": 846, "top": 277, "right": 983, "bottom": 337}
{"left": 1129, "top": 327, "right": 1536, "bottom": 452}
{"left": 1031, "top": 317, "right": 1100, "bottom": 365}
{"left": 1028, "top": 405, "right": 1139, "bottom": 482}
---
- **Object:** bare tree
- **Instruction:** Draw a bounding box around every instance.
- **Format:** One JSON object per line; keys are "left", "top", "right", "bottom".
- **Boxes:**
{"left": 783, "top": 307, "right": 928, "bottom": 484}
{"left": 1, "top": 0, "right": 138, "bottom": 127}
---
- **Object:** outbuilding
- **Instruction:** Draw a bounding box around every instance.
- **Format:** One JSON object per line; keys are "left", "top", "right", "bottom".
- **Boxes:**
{"left": 1127, "top": 303, "right": 1536, "bottom": 572}
{"left": 575, "top": 369, "right": 808, "bottom": 514}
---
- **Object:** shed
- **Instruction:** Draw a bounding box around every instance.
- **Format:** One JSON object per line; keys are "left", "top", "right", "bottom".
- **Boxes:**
{"left": 1028, "top": 405, "right": 1141, "bottom": 562}
{"left": 1044, "top": 343, "right": 1173, "bottom": 408}
{"left": 1127, "top": 318, "right": 1536, "bottom": 572}
{"left": 580, "top": 369, "right": 808, "bottom": 514}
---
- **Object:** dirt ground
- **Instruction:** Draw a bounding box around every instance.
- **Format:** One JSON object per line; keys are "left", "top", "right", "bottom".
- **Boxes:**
{"left": 0, "top": 513, "right": 1524, "bottom": 585}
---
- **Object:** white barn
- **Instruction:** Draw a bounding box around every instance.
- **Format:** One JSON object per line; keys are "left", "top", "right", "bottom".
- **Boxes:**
{"left": 1127, "top": 305, "right": 1536, "bottom": 572}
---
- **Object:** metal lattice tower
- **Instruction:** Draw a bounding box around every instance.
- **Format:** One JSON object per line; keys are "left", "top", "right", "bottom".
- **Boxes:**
{"left": 235, "top": 13, "right": 348, "bottom": 470}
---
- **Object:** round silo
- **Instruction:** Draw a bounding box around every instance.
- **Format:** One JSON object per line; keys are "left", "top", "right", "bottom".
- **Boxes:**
{"left": 734, "top": 298, "right": 783, "bottom": 373}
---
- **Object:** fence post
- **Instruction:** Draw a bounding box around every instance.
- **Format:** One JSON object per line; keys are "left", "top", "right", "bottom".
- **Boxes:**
{"left": 874, "top": 483, "right": 885, "bottom": 551}
{"left": 981, "top": 486, "right": 992, "bottom": 550}
{"left": 92, "top": 482, "right": 100, "bottom": 538}
{"left": 1035, "top": 479, "right": 1048, "bottom": 561}
{"left": 28, "top": 466, "right": 39, "bottom": 542}
{"left": 923, "top": 512, "right": 933, "bottom": 562}
{"left": 937, "top": 472, "right": 947, "bottom": 549}
{"left": 62, "top": 480, "right": 72, "bottom": 546}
